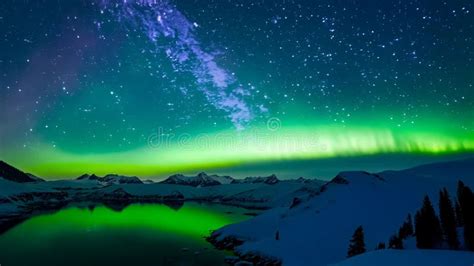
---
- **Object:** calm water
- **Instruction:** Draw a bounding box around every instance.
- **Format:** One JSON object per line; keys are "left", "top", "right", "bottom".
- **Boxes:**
{"left": 0, "top": 203, "right": 255, "bottom": 266}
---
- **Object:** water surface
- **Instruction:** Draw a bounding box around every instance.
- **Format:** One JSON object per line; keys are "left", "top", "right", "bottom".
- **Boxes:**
{"left": 0, "top": 203, "right": 253, "bottom": 266}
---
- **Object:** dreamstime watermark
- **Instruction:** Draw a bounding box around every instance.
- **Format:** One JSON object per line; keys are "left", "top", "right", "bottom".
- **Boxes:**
{"left": 266, "top": 117, "right": 282, "bottom": 131}
{"left": 147, "top": 118, "right": 327, "bottom": 153}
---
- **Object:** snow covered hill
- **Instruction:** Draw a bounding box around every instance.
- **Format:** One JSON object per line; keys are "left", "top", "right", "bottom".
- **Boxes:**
{"left": 330, "top": 249, "right": 474, "bottom": 266}
{"left": 210, "top": 158, "right": 474, "bottom": 266}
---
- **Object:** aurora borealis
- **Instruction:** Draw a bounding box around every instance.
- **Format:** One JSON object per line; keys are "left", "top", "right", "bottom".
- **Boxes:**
{"left": 0, "top": 203, "right": 250, "bottom": 265}
{"left": 0, "top": 0, "right": 473, "bottom": 179}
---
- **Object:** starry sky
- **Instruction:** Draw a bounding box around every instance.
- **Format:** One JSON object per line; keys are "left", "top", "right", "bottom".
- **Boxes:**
{"left": 0, "top": 0, "right": 473, "bottom": 180}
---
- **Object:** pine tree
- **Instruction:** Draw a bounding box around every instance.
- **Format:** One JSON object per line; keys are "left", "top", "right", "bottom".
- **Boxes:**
{"left": 388, "top": 234, "right": 403, "bottom": 249}
{"left": 458, "top": 181, "right": 474, "bottom": 250}
{"left": 457, "top": 181, "right": 466, "bottom": 204}
{"left": 455, "top": 200, "right": 464, "bottom": 227}
{"left": 398, "top": 214, "right": 414, "bottom": 239}
{"left": 439, "top": 188, "right": 460, "bottom": 249}
{"left": 375, "top": 242, "right": 386, "bottom": 250}
{"left": 415, "top": 195, "right": 443, "bottom": 249}
{"left": 347, "top": 226, "right": 366, "bottom": 258}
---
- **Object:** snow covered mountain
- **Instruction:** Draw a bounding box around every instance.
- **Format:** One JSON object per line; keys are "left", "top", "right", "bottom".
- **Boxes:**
{"left": 160, "top": 172, "right": 233, "bottom": 187}
{"left": 76, "top": 174, "right": 143, "bottom": 184}
{"left": 210, "top": 157, "right": 474, "bottom": 266}
{"left": 231, "top": 174, "right": 280, "bottom": 185}
{"left": 160, "top": 172, "right": 281, "bottom": 186}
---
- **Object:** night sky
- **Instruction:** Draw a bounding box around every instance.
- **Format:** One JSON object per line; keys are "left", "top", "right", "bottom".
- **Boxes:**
{"left": 0, "top": 0, "right": 473, "bottom": 179}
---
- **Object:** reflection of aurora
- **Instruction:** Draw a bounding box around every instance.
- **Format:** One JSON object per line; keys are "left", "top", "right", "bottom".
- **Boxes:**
{"left": 100, "top": 0, "right": 264, "bottom": 130}
{"left": 12, "top": 124, "right": 474, "bottom": 178}
{"left": 2, "top": 203, "right": 242, "bottom": 239}
{"left": 0, "top": 203, "right": 252, "bottom": 265}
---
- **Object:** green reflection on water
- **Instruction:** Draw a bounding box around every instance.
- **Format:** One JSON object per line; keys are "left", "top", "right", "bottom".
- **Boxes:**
{"left": 0, "top": 203, "right": 252, "bottom": 266}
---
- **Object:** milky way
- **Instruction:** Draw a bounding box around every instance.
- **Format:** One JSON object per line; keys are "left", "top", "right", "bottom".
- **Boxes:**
{"left": 0, "top": 0, "right": 472, "bottom": 179}
{"left": 100, "top": 0, "right": 262, "bottom": 130}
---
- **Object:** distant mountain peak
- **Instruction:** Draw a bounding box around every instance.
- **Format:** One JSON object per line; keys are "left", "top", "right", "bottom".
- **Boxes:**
{"left": 160, "top": 173, "right": 233, "bottom": 187}
{"left": 232, "top": 174, "right": 280, "bottom": 185}
{"left": 76, "top": 173, "right": 143, "bottom": 184}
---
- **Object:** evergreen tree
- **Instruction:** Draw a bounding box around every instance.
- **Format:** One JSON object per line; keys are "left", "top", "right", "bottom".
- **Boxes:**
{"left": 457, "top": 181, "right": 466, "bottom": 204}
{"left": 375, "top": 242, "right": 386, "bottom": 250}
{"left": 415, "top": 195, "right": 443, "bottom": 249}
{"left": 458, "top": 181, "right": 474, "bottom": 250}
{"left": 398, "top": 214, "right": 414, "bottom": 239}
{"left": 388, "top": 234, "right": 403, "bottom": 249}
{"left": 439, "top": 188, "right": 460, "bottom": 249}
{"left": 347, "top": 226, "right": 366, "bottom": 258}
{"left": 455, "top": 200, "right": 464, "bottom": 227}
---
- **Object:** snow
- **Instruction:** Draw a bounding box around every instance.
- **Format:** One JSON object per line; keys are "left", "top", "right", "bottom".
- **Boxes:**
{"left": 0, "top": 178, "right": 51, "bottom": 196}
{"left": 209, "top": 174, "right": 235, "bottom": 185}
{"left": 212, "top": 158, "right": 474, "bottom": 266}
{"left": 0, "top": 177, "right": 61, "bottom": 216}
{"left": 160, "top": 173, "right": 220, "bottom": 187}
{"left": 2, "top": 158, "right": 474, "bottom": 265}
{"left": 109, "top": 180, "right": 322, "bottom": 209}
{"left": 232, "top": 174, "right": 280, "bottom": 185}
{"left": 331, "top": 250, "right": 474, "bottom": 266}
{"left": 76, "top": 174, "right": 143, "bottom": 185}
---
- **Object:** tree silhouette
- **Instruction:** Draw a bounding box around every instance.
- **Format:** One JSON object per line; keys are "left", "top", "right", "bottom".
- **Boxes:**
{"left": 398, "top": 214, "right": 414, "bottom": 239}
{"left": 439, "top": 188, "right": 459, "bottom": 249}
{"left": 415, "top": 195, "right": 442, "bottom": 249}
{"left": 388, "top": 234, "right": 403, "bottom": 249}
{"left": 347, "top": 226, "right": 366, "bottom": 258}
{"left": 457, "top": 181, "right": 474, "bottom": 250}
{"left": 375, "top": 242, "right": 386, "bottom": 250}
{"left": 455, "top": 200, "right": 464, "bottom": 227}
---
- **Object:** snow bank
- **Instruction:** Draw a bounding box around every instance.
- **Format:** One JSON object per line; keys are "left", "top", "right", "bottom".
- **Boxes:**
{"left": 211, "top": 158, "right": 474, "bottom": 265}
{"left": 331, "top": 249, "right": 474, "bottom": 266}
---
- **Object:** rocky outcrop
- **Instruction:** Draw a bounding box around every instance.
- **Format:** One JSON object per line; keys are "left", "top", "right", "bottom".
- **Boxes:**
{"left": 207, "top": 232, "right": 282, "bottom": 266}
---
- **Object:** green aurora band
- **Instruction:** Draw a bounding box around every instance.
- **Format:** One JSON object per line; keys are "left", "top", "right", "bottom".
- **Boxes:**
{"left": 3, "top": 122, "right": 473, "bottom": 179}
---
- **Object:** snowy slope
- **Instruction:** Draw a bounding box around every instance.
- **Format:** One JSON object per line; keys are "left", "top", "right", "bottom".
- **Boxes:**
{"left": 331, "top": 250, "right": 474, "bottom": 266}
{"left": 209, "top": 174, "right": 235, "bottom": 185}
{"left": 211, "top": 158, "right": 474, "bottom": 266}
{"left": 112, "top": 180, "right": 324, "bottom": 209}
{"left": 0, "top": 178, "right": 66, "bottom": 217}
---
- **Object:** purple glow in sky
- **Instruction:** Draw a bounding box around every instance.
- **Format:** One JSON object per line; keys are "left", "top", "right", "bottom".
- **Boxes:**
{"left": 101, "top": 0, "right": 263, "bottom": 130}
